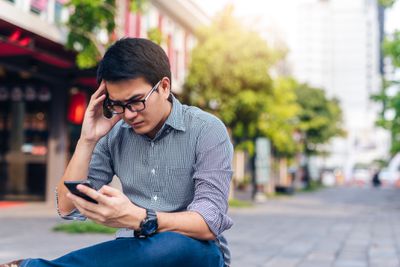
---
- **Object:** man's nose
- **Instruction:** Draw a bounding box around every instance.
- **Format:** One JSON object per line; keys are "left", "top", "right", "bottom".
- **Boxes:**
{"left": 124, "top": 108, "right": 139, "bottom": 119}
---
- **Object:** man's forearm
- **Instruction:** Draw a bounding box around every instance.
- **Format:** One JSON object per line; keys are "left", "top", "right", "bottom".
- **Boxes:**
{"left": 156, "top": 211, "right": 216, "bottom": 240}
{"left": 57, "top": 139, "right": 97, "bottom": 215}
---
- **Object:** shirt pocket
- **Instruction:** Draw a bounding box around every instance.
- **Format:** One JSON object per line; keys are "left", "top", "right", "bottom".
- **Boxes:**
{"left": 163, "top": 167, "right": 194, "bottom": 208}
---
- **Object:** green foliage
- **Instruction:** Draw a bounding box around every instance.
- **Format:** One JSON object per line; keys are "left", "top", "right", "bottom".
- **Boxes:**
{"left": 183, "top": 6, "right": 299, "bottom": 155}
{"left": 130, "top": 0, "right": 147, "bottom": 12}
{"left": 373, "top": 1, "right": 400, "bottom": 155}
{"left": 374, "top": 80, "right": 400, "bottom": 154}
{"left": 66, "top": 0, "right": 116, "bottom": 68}
{"left": 66, "top": 0, "right": 148, "bottom": 69}
{"left": 147, "top": 27, "right": 163, "bottom": 45}
{"left": 295, "top": 84, "right": 345, "bottom": 155}
{"left": 383, "top": 31, "right": 400, "bottom": 67}
{"left": 228, "top": 198, "right": 253, "bottom": 208}
{"left": 259, "top": 78, "right": 301, "bottom": 156}
{"left": 379, "top": 0, "right": 396, "bottom": 7}
{"left": 76, "top": 42, "right": 100, "bottom": 69}
{"left": 53, "top": 221, "right": 117, "bottom": 234}
{"left": 386, "top": 90, "right": 400, "bottom": 154}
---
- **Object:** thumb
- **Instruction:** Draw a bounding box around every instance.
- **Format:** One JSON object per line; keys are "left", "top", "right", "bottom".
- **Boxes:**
{"left": 99, "top": 185, "right": 121, "bottom": 197}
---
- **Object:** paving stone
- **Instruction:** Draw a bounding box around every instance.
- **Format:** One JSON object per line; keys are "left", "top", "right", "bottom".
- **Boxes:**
{"left": 297, "top": 260, "right": 333, "bottom": 267}
{"left": 333, "top": 259, "right": 367, "bottom": 267}
{"left": 2, "top": 187, "right": 400, "bottom": 267}
{"left": 261, "top": 257, "right": 301, "bottom": 267}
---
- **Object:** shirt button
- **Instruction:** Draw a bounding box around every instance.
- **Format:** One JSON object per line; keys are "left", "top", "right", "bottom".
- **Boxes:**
{"left": 151, "top": 142, "right": 154, "bottom": 147}
{"left": 151, "top": 169, "right": 155, "bottom": 175}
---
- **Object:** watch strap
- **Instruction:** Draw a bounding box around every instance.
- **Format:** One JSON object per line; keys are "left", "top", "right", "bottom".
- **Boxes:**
{"left": 134, "top": 208, "right": 157, "bottom": 238}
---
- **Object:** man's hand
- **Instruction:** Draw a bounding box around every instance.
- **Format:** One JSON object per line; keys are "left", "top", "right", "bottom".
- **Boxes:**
{"left": 67, "top": 185, "right": 146, "bottom": 230}
{"left": 57, "top": 81, "right": 121, "bottom": 216}
{"left": 80, "top": 81, "right": 121, "bottom": 144}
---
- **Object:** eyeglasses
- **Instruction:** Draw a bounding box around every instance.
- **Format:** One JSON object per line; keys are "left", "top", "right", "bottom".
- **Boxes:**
{"left": 105, "top": 80, "right": 161, "bottom": 114}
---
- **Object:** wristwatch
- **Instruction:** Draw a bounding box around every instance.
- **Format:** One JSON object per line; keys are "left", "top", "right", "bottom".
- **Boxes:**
{"left": 134, "top": 209, "right": 158, "bottom": 238}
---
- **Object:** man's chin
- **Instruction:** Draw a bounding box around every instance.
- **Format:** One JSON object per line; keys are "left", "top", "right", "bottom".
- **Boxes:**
{"left": 131, "top": 125, "right": 148, "bottom": 135}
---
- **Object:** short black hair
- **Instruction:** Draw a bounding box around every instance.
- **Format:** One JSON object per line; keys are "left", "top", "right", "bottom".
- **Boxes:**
{"left": 97, "top": 38, "right": 171, "bottom": 87}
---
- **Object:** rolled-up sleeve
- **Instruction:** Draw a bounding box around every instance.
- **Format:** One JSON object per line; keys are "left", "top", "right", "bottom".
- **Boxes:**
{"left": 55, "top": 135, "right": 114, "bottom": 220}
{"left": 187, "top": 117, "right": 234, "bottom": 236}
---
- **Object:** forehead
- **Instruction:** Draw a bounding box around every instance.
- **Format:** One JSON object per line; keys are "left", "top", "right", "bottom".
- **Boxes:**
{"left": 106, "top": 77, "right": 151, "bottom": 100}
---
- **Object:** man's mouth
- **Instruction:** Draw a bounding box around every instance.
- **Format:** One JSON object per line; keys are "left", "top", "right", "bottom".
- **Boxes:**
{"left": 131, "top": 121, "right": 144, "bottom": 127}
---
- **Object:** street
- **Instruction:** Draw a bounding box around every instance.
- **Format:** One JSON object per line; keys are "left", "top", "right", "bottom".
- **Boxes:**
{"left": 1, "top": 186, "right": 400, "bottom": 267}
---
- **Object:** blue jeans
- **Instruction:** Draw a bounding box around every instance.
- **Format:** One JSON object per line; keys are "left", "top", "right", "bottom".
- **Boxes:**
{"left": 21, "top": 232, "right": 224, "bottom": 267}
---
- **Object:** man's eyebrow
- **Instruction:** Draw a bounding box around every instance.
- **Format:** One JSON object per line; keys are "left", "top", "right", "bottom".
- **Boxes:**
{"left": 124, "top": 94, "right": 144, "bottom": 102}
{"left": 109, "top": 94, "right": 144, "bottom": 103}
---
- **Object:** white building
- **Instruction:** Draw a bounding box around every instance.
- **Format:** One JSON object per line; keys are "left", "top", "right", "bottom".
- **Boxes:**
{"left": 197, "top": 0, "right": 391, "bottom": 180}
{"left": 287, "top": 0, "right": 390, "bottom": 179}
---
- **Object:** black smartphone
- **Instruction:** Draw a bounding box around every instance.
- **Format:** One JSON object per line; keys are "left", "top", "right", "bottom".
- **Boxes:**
{"left": 103, "top": 95, "right": 113, "bottom": 119}
{"left": 64, "top": 180, "right": 98, "bottom": 204}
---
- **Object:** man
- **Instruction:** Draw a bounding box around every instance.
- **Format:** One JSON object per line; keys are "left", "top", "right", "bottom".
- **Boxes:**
{"left": 1, "top": 38, "right": 233, "bottom": 267}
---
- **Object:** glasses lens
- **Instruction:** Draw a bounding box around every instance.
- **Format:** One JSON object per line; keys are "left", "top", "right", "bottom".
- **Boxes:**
{"left": 109, "top": 104, "right": 124, "bottom": 114}
{"left": 126, "top": 101, "right": 145, "bottom": 112}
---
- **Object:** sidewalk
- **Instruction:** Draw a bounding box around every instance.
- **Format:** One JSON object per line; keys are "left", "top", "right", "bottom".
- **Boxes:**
{"left": 1, "top": 186, "right": 400, "bottom": 267}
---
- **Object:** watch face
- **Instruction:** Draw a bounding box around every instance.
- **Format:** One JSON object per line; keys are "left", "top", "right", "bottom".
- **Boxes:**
{"left": 141, "top": 218, "right": 158, "bottom": 236}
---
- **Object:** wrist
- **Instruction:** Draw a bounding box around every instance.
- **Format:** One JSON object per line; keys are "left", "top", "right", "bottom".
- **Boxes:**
{"left": 77, "top": 138, "right": 98, "bottom": 148}
{"left": 134, "top": 208, "right": 158, "bottom": 238}
{"left": 130, "top": 207, "right": 146, "bottom": 230}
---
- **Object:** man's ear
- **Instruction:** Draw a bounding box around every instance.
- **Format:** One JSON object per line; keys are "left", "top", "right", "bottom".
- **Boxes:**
{"left": 160, "top": 78, "right": 171, "bottom": 99}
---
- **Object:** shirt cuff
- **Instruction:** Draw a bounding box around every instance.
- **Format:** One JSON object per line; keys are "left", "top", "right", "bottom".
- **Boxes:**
{"left": 55, "top": 187, "right": 87, "bottom": 221}
{"left": 187, "top": 201, "right": 233, "bottom": 236}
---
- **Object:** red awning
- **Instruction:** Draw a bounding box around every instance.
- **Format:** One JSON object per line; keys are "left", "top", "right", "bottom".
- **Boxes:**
{"left": 0, "top": 41, "right": 31, "bottom": 56}
{"left": 0, "top": 39, "right": 74, "bottom": 68}
{"left": 75, "top": 77, "right": 98, "bottom": 88}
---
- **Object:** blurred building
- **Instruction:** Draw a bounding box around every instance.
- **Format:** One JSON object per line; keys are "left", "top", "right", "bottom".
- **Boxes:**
{"left": 283, "top": 0, "right": 390, "bottom": 180}
{"left": 0, "top": 0, "right": 208, "bottom": 202}
{"left": 196, "top": 0, "right": 391, "bottom": 182}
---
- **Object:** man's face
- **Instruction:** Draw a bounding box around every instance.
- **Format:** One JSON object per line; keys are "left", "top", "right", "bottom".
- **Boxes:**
{"left": 105, "top": 77, "right": 171, "bottom": 138}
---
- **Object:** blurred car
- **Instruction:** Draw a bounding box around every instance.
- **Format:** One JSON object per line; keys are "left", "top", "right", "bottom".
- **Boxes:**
{"left": 351, "top": 167, "right": 371, "bottom": 185}
{"left": 321, "top": 168, "right": 336, "bottom": 186}
{"left": 378, "top": 167, "right": 400, "bottom": 186}
{"left": 378, "top": 153, "right": 400, "bottom": 187}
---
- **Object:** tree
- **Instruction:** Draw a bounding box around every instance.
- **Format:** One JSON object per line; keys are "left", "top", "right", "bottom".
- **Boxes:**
{"left": 379, "top": 0, "right": 396, "bottom": 7}
{"left": 66, "top": 0, "right": 155, "bottom": 69}
{"left": 183, "top": 6, "right": 299, "bottom": 156}
{"left": 372, "top": 0, "right": 400, "bottom": 154}
{"left": 295, "top": 84, "right": 345, "bottom": 186}
{"left": 295, "top": 84, "right": 345, "bottom": 155}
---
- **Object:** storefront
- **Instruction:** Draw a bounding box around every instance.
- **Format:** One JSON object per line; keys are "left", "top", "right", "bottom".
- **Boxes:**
{"left": 0, "top": 78, "right": 51, "bottom": 200}
{"left": 0, "top": 21, "right": 96, "bottom": 202}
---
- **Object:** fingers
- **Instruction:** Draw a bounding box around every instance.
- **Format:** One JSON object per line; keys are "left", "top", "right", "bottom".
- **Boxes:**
{"left": 98, "top": 185, "right": 121, "bottom": 197}
{"left": 77, "top": 184, "right": 107, "bottom": 204}
{"left": 68, "top": 194, "right": 104, "bottom": 222}
{"left": 92, "top": 93, "right": 106, "bottom": 109}
{"left": 88, "top": 81, "right": 106, "bottom": 108}
{"left": 93, "top": 80, "right": 106, "bottom": 98}
{"left": 67, "top": 192, "right": 99, "bottom": 213}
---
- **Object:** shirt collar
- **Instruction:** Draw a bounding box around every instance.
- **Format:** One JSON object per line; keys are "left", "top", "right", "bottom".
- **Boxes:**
{"left": 121, "top": 94, "right": 186, "bottom": 132}
{"left": 165, "top": 95, "right": 186, "bottom": 132}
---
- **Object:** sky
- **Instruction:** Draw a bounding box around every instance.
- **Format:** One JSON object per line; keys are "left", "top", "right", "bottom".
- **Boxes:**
{"left": 386, "top": 1, "right": 400, "bottom": 33}
{"left": 195, "top": 0, "right": 400, "bottom": 34}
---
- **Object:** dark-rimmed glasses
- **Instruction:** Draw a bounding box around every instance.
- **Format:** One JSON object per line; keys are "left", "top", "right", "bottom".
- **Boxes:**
{"left": 104, "top": 80, "right": 161, "bottom": 114}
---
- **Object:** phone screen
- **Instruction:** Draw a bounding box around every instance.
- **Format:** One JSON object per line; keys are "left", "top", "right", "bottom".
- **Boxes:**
{"left": 64, "top": 180, "right": 98, "bottom": 204}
